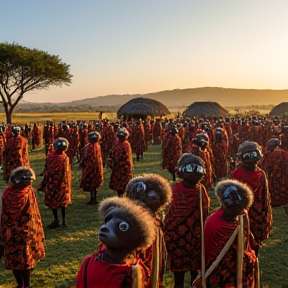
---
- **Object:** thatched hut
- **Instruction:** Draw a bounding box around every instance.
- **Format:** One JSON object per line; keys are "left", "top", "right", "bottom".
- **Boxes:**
{"left": 117, "top": 97, "right": 171, "bottom": 120}
{"left": 183, "top": 101, "right": 228, "bottom": 118}
{"left": 269, "top": 102, "right": 288, "bottom": 116}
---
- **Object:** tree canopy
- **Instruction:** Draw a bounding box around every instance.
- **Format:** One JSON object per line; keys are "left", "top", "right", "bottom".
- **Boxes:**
{"left": 0, "top": 42, "right": 73, "bottom": 123}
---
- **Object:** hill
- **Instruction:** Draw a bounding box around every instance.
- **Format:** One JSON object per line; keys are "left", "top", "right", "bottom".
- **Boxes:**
{"left": 14, "top": 87, "right": 288, "bottom": 113}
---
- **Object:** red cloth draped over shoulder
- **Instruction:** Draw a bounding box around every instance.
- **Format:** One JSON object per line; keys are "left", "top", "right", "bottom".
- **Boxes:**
{"left": 164, "top": 182, "right": 210, "bottom": 272}
{"left": 204, "top": 209, "right": 257, "bottom": 288}
{"left": 1, "top": 185, "right": 45, "bottom": 270}
{"left": 41, "top": 150, "right": 71, "bottom": 209}
{"left": 76, "top": 247, "right": 145, "bottom": 288}
{"left": 258, "top": 148, "right": 288, "bottom": 207}
{"left": 109, "top": 139, "right": 133, "bottom": 191}
{"left": 80, "top": 142, "right": 103, "bottom": 191}
{"left": 230, "top": 166, "right": 272, "bottom": 244}
{"left": 2, "top": 184, "right": 29, "bottom": 219}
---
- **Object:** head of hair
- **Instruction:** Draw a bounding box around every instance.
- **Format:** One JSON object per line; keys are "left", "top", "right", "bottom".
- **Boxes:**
{"left": 215, "top": 179, "right": 254, "bottom": 209}
{"left": 267, "top": 138, "right": 280, "bottom": 151}
{"left": 10, "top": 166, "right": 36, "bottom": 183}
{"left": 125, "top": 173, "right": 172, "bottom": 212}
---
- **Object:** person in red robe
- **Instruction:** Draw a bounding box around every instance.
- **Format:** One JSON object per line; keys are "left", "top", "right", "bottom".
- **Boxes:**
{"left": 258, "top": 138, "right": 288, "bottom": 207}
{"left": 230, "top": 140, "right": 272, "bottom": 255}
{"left": 38, "top": 137, "right": 71, "bottom": 229}
{"left": 130, "top": 120, "right": 146, "bottom": 161}
{"left": 204, "top": 179, "right": 258, "bottom": 288}
{"left": 191, "top": 133, "right": 213, "bottom": 189}
{"left": 31, "top": 123, "right": 41, "bottom": 149}
{"left": 61, "top": 125, "right": 77, "bottom": 165}
{"left": 43, "top": 122, "right": 55, "bottom": 156}
{"left": 1, "top": 167, "right": 45, "bottom": 288}
{"left": 211, "top": 127, "right": 228, "bottom": 180}
{"left": 108, "top": 129, "right": 133, "bottom": 197}
{"left": 126, "top": 174, "right": 172, "bottom": 288}
{"left": 165, "top": 153, "right": 210, "bottom": 288}
{"left": 152, "top": 119, "right": 162, "bottom": 145}
{"left": 3, "top": 126, "right": 30, "bottom": 182}
{"left": 80, "top": 131, "right": 104, "bottom": 205}
{"left": 101, "top": 122, "right": 116, "bottom": 167}
{"left": 0, "top": 126, "right": 6, "bottom": 166}
{"left": 162, "top": 126, "right": 182, "bottom": 181}
{"left": 75, "top": 197, "right": 156, "bottom": 288}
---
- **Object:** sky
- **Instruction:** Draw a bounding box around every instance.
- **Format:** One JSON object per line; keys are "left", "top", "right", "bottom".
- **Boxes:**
{"left": 1, "top": 0, "right": 288, "bottom": 103}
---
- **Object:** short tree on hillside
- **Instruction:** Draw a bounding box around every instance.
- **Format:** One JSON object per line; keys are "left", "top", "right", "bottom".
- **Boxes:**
{"left": 0, "top": 42, "right": 72, "bottom": 124}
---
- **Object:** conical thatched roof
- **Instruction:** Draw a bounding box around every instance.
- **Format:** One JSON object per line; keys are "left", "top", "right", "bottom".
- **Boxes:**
{"left": 117, "top": 97, "right": 171, "bottom": 119}
{"left": 269, "top": 102, "right": 288, "bottom": 116}
{"left": 183, "top": 101, "right": 228, "bottom": 118}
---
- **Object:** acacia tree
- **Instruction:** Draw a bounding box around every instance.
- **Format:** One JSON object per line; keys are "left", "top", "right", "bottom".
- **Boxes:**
{"left": 0, "top": 42, "right": 72, "bottom": 124}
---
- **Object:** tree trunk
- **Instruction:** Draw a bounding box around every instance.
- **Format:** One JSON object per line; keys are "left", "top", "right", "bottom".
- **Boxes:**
{"left": 5, "top": 106, "right": 13, "bottom": 124}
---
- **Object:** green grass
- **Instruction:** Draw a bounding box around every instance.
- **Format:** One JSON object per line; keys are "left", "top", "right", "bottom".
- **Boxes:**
{"left": 1, "top": 144, "right": 288, "bottom": 288}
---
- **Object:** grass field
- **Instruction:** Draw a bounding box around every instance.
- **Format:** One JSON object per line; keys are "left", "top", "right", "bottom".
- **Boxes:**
{"left": 0, "top": 112, "right": 118, "bottom": 126}
{"left": 0, "top": 113, "right": 287, "bottom": 287}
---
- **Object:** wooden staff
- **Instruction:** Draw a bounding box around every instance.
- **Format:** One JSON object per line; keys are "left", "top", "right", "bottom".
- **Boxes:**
{"left": 237, "top": 214, "right": 244, "bottom": 288}
{"left": 199, "top": 184, "right": 207, "bottom": 288}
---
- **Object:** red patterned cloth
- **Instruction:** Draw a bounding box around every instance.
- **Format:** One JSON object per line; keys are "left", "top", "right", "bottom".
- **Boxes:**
{"left": 80, "top": 142, "right": 103, "bottom": 191}
{"left": 230, "top": 166, "right": 272, "bottom": 244}
{"left": 143, "top": 122, "right": 151, "bottom": 150}
{"left": 32, "top": 125, "right": 41, "bottom": 148}
{"left": 0, "top": 185, "right": 45, "bottom": 270}
{"left": 39, "top": 150, "right": 71, "bottom": 209}
{"left": 101, "top": 125, "right": 116, "bottom": 164}
{"left": 191, "top": 145, "right": 213, "bottom": 189}
{"left": 0, "top": 135, "right": 5, "bottom": 164}
{"left": 63, "top": 130, "right": 77, "bottom": 164}
{"left": 76, "top": 247, "right": 145, "bottom": 288}
{"left": 130, "top": 124, "right": 146, "bottom": 155}
{"left": 258, "top": 148, "right": 288, "bottom": 207}
{"left": 211, "top": 140, "right": 228, "bottom": 178}
{"left": 162, "top": 133, "right": 182, "bottom": 174}
{"left": 205, "top": 209, "right": 257, "bottom": 288}
{"left": 138, "top": 216, "right": 166, "bottom": 288}
{"left": 109, "top": 139, "right": 133, "bottom": 191}
{"left": 79, "top": 127, "right": 89, "bottom": 151}
{"left": 164, "top": 182, "right": 210, "bottom": 272}
{"left": 3, "top": 135, "right": 30, "bottom": 182}
{"left": 152, "top": 121, "right": 162, "bottom": 144}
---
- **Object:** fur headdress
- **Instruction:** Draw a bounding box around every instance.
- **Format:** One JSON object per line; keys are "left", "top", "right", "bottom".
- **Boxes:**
{"left": 215, "top": 179, "right": 254, "bottom": 209}
{"left": 10, "top": 166, "right": 36, "bottom": 182}
{"left": 125, "top": 173, "right": 172, "bottom": 212}
{"left": 99, "top": 196, "right": 156, "bottom": 250}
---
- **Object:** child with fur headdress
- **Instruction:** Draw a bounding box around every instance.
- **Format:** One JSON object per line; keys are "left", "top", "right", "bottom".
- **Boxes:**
{"left": 76, "top": 197, "right": 156, "bottom": 288}
{"left": 126, "top": 174, "right": 172, "bottom": 288}
{"left": 204, "top": 179, "right": 258, "bottom": 288}
{"left": 164, "top": 153, "right": 210, "bottom": 288}
{"left": 230, "top": 140, "right": 272, "bottom": 255}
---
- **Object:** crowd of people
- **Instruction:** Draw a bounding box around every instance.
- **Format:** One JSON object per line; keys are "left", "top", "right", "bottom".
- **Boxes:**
{"left": 1, "top": 113, "right": 288, "bottom": 287}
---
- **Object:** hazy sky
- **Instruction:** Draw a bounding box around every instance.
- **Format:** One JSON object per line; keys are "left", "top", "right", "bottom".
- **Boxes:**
{"left": 1, "top": 0, "right": 288, "bottom": 103}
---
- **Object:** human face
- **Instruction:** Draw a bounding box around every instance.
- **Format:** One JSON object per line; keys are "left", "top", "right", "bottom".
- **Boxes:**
{"left": 132, "top": 182, "right": 161, "bottom": 212}
{"left": 55, "top": 140, "right": 68, "bottom": 152}
{"left": 98, "top": 208, "right": 137, "bottom": 249}
{"left": 177, "top": 163, "right": 205, "bottom": 185}
{"left": 143, "top": 189, "right": 161, "bottom": 212}
{"left": 12, "top": 128, "right": 20, "bottom": 137}
{"left": 13, "top": 170, "right": 34, "bottom": 189}
{"left": 221, "top": 186, "right": 246, "bottom": 217}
